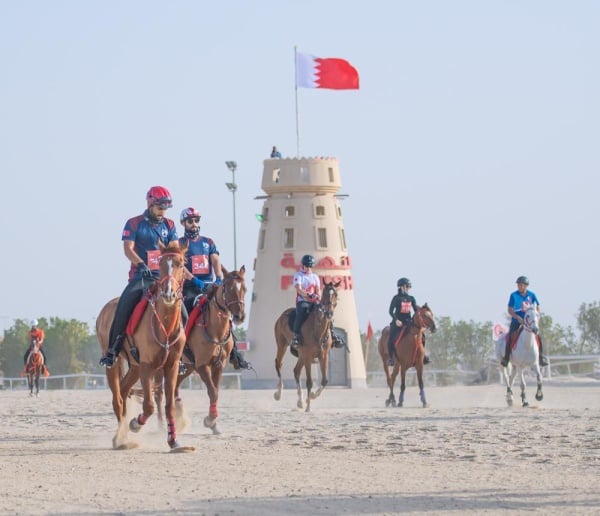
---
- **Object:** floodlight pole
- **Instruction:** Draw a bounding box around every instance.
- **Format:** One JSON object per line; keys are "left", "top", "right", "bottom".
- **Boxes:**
{"left": 225, "top": 161, "right": 238, "bottom": 269}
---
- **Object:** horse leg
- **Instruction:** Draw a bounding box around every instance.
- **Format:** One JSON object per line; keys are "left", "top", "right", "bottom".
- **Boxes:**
{"left": 129, "top": 366, "right": 155, "bottom": 432}
{"left": 310, "top": 353, "right": 329, "bottom": 400}
{"left": 35, "top": 372, "right": 40, "bottom": 397}
{"left": 163, "top": 360, "right": 191, "bottom": 450}
{"left": 416, "top": 365, "right": 428, "bottom": 408}
{"left": 399, "top": 366, "right": 407, "bottom": 407}
{"left": 501, "top": 364, "right": 514, "bottom": 406}
{"left": 198, "top": 365, "right": 220, "bottom": 435}
{"left": 533, "top": 363, "right": 543, "bottom": 401}
{"left": 273, "top": 341, "right": 286, "bottom": 401}
{"left": 293, "top": 359, "right": 304, "bottom": 409}
{"left": 520, "top": 369, "right": 528, "bottom": 407}
{"left": 506, "top": 364, "right": 518, "bottom": 407}
{"left": 174, "top": 368, "right": 192, "bottom": 432}
{"left": 305, "top": 359, "right": 313, "bottom": 413}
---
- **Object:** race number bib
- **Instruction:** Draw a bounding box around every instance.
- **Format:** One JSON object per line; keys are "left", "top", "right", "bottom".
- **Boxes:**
{"left": 191, "top": 255, "right": 210, "bottom": 275}
{"left": 400, "top": 301, "right": 412, "bottom": 313}
{"left": 147, "top": 249, "right": 161, "bottom": 270}
{"left": 521, "top": 301, "right": 532, "bottom": 311}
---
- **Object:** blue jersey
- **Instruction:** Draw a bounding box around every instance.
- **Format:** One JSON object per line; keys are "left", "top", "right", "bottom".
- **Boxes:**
{"left": 179, "top": 235, "right": 219, "bottom": 283}
{"left": 122, "top": 213, "right": 178, "bottom": 281}
{"left": 508, "top": 289, "right": 540, "bottom": 323}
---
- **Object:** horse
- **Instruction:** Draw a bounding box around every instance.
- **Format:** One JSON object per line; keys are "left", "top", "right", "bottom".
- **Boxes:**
{"left": 96, "top": 241, "right": 191, "bottom": 451}
{"left": 377, "top": 304, "right": 437, "bottom": 408}
{"left": 175, "top": 265, "right": 247, "bottom": 435}
{"left": 494, "top": 306, "right": 544, "bottom": 407}
{"left": 273, "top": 280, "right": 341, "bottom": 412}
{"left": 24, "top": 339, "right": 47, "bottom": 397}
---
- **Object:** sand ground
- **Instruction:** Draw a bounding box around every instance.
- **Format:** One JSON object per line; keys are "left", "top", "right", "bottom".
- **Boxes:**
{"left": 1, "top": 378, "right": 599, "bottom": 515}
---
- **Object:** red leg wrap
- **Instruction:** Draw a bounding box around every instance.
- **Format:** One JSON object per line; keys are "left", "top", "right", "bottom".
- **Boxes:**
{"left": 209, "top": 402, "right": 218, "bottom": 418}
{"left": 137, "top": 413, "right": 148, "bottom": 425}
{"left": 167, "top": 418, "right": 176, "bottom": 442}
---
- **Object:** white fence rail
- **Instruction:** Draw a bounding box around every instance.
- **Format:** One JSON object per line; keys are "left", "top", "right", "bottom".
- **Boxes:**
{"left": 0, "top": 372, "right": 243, "bottom": 390}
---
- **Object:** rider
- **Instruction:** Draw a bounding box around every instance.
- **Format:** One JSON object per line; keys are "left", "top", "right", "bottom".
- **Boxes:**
{"left": 387, "top": 278, "right": 431, "bottom": 366}
{"left": 501, "top": 276, "right": 548, "bottom": 367}
{"left": 178, "top": 207, "right": 249, "bottom": 370}
{"left": 99, "top": 186, "right": 181, "bottom": 368}
{"left": 290, "top": 254, "right": 343, "bottom": 350}
{"left": 24, "top": 319, "right": 49, "bottom": 375}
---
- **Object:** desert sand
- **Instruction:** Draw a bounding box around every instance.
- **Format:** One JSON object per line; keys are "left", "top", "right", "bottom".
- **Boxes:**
{"left": 1, "top": 379, "right": 599, "bottom": 515}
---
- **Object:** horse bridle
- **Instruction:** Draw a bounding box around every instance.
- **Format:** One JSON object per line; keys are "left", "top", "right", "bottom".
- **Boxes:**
{"left": 213, "top": 272, "right": 245, "bottom": 321}
{"left": 414, "top": 308, "right": 435, "bottom": 331}
{"left": 154, "top": 253, "right": 184, "bottom": 304}
{"left": 317, "top": 286, "right": 338, "bottom": 320}
{"left": 522, "top": 309, "right": 539, "bottom": 335}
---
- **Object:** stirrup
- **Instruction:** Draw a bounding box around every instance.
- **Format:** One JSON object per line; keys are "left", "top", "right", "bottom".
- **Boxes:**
{"left": 230, "top": 350, "right": 250, "bottom": 370}
{"left": 539, "top": 355, "right": 549, "bottom": 367}
{"left": 423, "top": 355, "right": 431, "bottom": 365}
{"left": 386, "top": 358, "right": 394, "bottom": 367}
{"left": 178, "top": 360, "right": 187, "bottom": 375}
{"left": 290, "top": 334, "right": 300, "bottom": 349}
{"left": 500, "top": 357, "right": 509, "bottom": 367}
{"left": 99, "top": 353, "right": 116, "bottom": 368}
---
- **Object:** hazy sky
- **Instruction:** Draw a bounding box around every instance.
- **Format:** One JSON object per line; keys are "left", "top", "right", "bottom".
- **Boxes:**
{"left": 1, "top": 1, "right": 599, "bottom": 335}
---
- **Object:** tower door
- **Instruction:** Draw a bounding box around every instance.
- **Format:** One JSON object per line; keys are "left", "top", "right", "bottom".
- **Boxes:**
{"left": 328, "top": 326, "right": 348, "bottom": 386}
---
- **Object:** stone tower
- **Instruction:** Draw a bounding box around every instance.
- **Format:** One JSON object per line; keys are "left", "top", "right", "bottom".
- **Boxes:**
{"left": 243, "top": 157, "right": 367, "bottom": 388}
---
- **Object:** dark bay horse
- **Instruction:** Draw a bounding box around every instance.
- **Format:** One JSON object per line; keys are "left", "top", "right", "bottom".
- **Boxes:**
{"left": 96, "top": 241, "right": 191, "bottom": 451}
{"left": 273, "top": 280, "right": 340, "bottom": 412}
{"left": 23, "top": 339, "right": 47, "bottom": 397}
{"left": 175, "top": 265, "right": 246, "bottom": 435}
{"left": 378, "top": 304, "right": 436, "bottom": 408}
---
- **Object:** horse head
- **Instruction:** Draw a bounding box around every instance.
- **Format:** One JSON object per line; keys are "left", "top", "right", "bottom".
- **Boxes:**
{"left": 318, "top": 280, "right": 341, "bottom": 320}
{"left": 219, "top": 265, "right": 247, "bottom": 325}
{"left": 522, "top": 305, "right": 540, "bottom": 335}
{"left": 156, "top": 241, "right": 187, "bottom": 306}
{"left": 413, "top": 303, "right": 436, "bottom": 333}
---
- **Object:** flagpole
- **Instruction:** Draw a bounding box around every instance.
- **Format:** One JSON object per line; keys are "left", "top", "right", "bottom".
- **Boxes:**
{"left": 294, "top": 45, "right": 300, "bottom": 157}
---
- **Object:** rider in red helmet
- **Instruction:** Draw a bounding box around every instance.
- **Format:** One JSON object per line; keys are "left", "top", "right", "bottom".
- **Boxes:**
{"left": 178, "top": 207, "right": 249, "bottom": 370}
{"left": 100, "top": 186, "right": 183, "bottom": 367}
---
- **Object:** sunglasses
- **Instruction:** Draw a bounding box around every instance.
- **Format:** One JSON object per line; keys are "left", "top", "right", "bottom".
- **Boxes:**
{"left": 154, "top": 203, "right": 171, "bottom": 210}
{"left": 185, "top": 217, "right": 200, "bottom": 223}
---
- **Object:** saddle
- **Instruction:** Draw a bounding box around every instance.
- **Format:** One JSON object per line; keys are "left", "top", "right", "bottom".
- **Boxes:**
{"left": 508, "top": 328, "right": 542, "bottom": 351}
{"left": 126, "top": 296, "right": 150, "bottom": 336}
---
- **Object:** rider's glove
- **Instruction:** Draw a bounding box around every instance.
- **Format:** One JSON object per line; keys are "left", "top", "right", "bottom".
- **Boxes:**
{"left": 395, "top": 320, "right": 403, "bottom": 327}
{"left": 136, "top": 262, "right": 153, "bottom": 279}
{"left": 214, "top": 277, "right": 223, "bottom": 286}
{"left": 192, "top": 277, "right": 205, "bottom": 289}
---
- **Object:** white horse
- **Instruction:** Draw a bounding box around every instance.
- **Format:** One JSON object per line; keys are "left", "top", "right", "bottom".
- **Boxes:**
{"left": 494, "top": 306, "right": 544, "bottom": 407}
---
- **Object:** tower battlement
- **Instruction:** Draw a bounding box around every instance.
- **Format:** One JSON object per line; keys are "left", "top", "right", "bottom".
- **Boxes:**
{"left": 262, "top": 157, "right": 342, "bottom": 195}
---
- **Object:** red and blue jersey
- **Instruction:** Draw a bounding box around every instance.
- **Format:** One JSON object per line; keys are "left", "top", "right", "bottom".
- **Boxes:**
{"left": 508, "top": 289, "right": 540, "bottom": 324}
{"left": 179, "top": 235, "right": 219, "bottom": 283}
{"left": 122, "top": 212, "right": 178, "bottom": 281}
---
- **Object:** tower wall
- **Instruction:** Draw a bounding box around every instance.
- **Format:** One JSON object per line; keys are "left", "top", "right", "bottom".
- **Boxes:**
{"left": 244, "top": 157, "right": 367, "bottom": 388}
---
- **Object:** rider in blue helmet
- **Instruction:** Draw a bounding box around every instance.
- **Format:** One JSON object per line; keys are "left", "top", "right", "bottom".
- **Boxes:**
{"left": 501, "top": 276, "right": 548, "bottom": 367}
{"left": 387, "top": 277, "right": 430, "bottom": 366}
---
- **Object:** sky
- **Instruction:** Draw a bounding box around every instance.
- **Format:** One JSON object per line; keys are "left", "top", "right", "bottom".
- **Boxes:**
{"left": 1, "top": 1, "right": 599, "bottom": 335}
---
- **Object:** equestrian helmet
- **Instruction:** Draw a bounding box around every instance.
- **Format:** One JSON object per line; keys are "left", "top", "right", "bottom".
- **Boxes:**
{"left": 397, "top": 277, "right": 411, "bottom": 288}
{"left": 301, "top": 254, "right": 315, "bottom": 267}
{"left": 180, "top": 207, "right": 201, "bottom": 224}
{"left": 146, "top": 186, "right": 173, "bottom": 208}
{"left": 30, "top": 319, "right": 38, "bottom": 327}
{"left": 516, "top": 276, "right": 529, "bottom": 285}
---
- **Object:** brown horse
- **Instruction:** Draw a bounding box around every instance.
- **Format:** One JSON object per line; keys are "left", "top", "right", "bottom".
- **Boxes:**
{"left": 23, "top": 339, "right": 47, "bottom": 397}
{"left": 96, "top": 241, "right": 191, "bottom": 451}
{"left": 273, "top": 280, "right": 340, "bottom": 412}
{"left": 175, "top": 265, "right": 247, "bottom": 435}
{"left": 378, "top": 304, "right": 436, "bottom": 408}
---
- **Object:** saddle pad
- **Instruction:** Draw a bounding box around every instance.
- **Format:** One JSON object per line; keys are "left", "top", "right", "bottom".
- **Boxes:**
{"left": 126, "top": 297, "right": 149, "bottom": 336}
{"left": 185, "top": 296, "right": 208, "bottom": 340}
{"left": 510, "top": 328, "right": 524, "bottom": 351}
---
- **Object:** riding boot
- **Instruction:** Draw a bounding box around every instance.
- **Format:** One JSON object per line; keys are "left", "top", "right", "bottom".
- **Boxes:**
{"left": 229, "top": 342, "right": 250, "bottom": 370}
{"left": 423, "top": 355, "right": 431, "bottom": 365}
{"left": 99, "top": 334, "right": 124, "bottom": 368}
{"left": 387, "top": 340, "right": 395, "bottom": 367}
{"left": 500, "top": 338, "right": 511, "bottom": 367}
{"left": 538, "top": 338, "right": 549, "bottom": 367}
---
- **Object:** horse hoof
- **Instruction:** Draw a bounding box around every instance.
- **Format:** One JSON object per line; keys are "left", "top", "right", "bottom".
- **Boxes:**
{"left": 522, "top": 401, "right": 529, "bottom": 408}
{"left": 535, "top": 393, "right": 543, "bottom": 401}
{"left": 297, "top": 400, "right": 304, "bottom": 409}
{"left": 129, "top": 417, "right": 142, "bottom": 432}
{"left": 385, "top": 399, "right": 391, "bottom": 408}
{"left": 203, "top": 416, "right": 217, "bottom": 430}
{"left": 273, "top": 391, "right": 281, "bottom": 401}
{"left": 422, "top": 402, "right": 429, "bottom": 408}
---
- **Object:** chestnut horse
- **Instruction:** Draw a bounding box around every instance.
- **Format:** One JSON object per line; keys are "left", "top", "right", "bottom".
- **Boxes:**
{"left": 96, "top": 241, "right": 191, "bottom": 451}
{"left": 175, "top": 266, "right": 247, "bottom": 435}
{"left": 273, "top": 280, "right": 340, "bottom": 412}
{"left": 378, "top": 304, "right": 436, "bottom": 408}
{"left": 23, "top": 339, "right": 47, "bottom": 397}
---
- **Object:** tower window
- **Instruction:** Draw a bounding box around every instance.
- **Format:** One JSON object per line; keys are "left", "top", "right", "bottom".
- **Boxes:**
{"left": 328, "top": 167, "right": 334, "bottom": 182}
{"left": 285, "top": 206, "right": 295, "bottom": 217}
{"left": 272, "top": 168, "right": 280, "bottom": 183}
{"left": 317, "top": 228, "right": 328, "bottom": 249}
{"left": 339, "top": 228, "right": 347, "bottom": 250}
{"left": 284, "top": 228, "right": 294, "bottom": 249}
{"left": 336, "top": 205, "right": 342, "bottom": 218}
{"left": 315, "top": 205, "right": 325, "bottom": 217}
{"left": 259, "top": 229, "right": 266, "bottom": 250}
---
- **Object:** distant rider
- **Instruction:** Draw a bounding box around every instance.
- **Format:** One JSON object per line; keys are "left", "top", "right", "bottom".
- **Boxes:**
{"left": 501, "top": 276, "right": 548, "bottom": 367}
{"left": 24, "top": 319, "right": 49, "bottom": 375}
{"left": 387, "top": 278, "right": 430, "bottom": 366}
